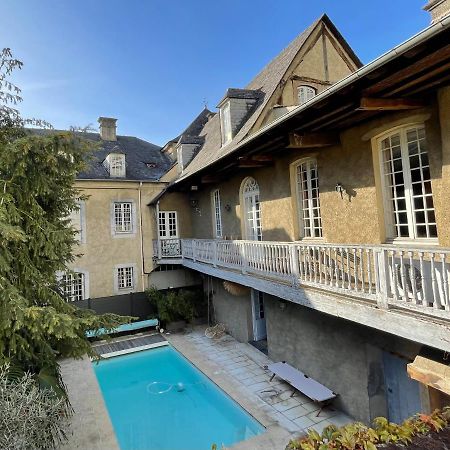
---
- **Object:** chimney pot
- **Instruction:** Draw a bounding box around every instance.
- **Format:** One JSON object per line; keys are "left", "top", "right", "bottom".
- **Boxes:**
{"left": 98, "top": 117, "right": 117, "bottom": 141}
{"left": 423, "top": 0, "right": 450, "bottom": 23}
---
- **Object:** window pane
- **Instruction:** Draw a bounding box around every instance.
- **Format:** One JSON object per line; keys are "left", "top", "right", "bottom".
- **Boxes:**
{"left": 296, "top": 160, "right": 322, "bottom": 238}
{"left": 380, "top": 126, "right": 436, "bottom": 240}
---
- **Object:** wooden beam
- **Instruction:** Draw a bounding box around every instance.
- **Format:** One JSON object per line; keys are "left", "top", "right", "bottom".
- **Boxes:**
{"left": 364, "top": 44, "right": 450, "bottom": 96}
{"left": 201, "top": 174, "right": 222, "bottom": 184}
{"left": 358, "top": 97, "right": 425, "bottom": 111}
{"left": 407, "top": 356, "right": 450, "bottom": 397}
{"left": 288, "top": 132, "right": 339, "bottom": 148}
{"left": 237, "top": 155, "right": 274, "bottom": 168}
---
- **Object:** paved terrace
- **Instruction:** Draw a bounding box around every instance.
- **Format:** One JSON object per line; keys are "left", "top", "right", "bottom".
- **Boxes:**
{"left": 61, "top": 328, "right": 353, "bottom": 450}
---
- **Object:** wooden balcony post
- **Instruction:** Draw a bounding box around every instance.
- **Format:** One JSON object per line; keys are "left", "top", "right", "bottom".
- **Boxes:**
{"left": 376, "top": 248, "right": 389, "bottom": 309}
{"left": 158, "top": 239, "right": 162, "bottom": 260}
{"left": 241, "top": 242, "right": 248, "bottom": 274}
{"left": 290, "top": 244, "right": 300, "bottom": 287}
{"left": 193, "top": 239, "right": 197, "bottom": 262}
{"left": 213, "top": 240, "right": 218, "bottom": 268}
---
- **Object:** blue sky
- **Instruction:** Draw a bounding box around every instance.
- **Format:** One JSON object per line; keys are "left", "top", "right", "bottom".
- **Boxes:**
{"left": 2, "top": 0, "right": 429, "bottom": 145}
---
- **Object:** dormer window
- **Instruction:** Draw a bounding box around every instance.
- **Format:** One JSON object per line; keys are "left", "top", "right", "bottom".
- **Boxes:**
{"left": 103, "top": 153, "right": 125, "bottom": 178}
{"left": 220, "top": 101, "right": 232, "bottom": 146}
{"left": 298, "top": 85, "right": 316, "bottom": 105}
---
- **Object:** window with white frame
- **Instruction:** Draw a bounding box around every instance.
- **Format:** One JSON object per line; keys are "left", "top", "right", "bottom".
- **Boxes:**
{"left": 117, "top": 266, "right": 134, "bottom": 290}
{"left": 61, "top": 272, "right": 85, "bottom": 302}
{"left": 158, "top": 211, "right": 178, "bottom": 238}
{"left": 297, "top": 85, "right": 316, "bottom": 105}
{"left": 114, "top": 202, "right": 133, "bottom": 233}
{"left": 211, "top": 189, "right": 223, "bottom": 238}
{"left": 220, "top": 101, "right": 232, "bottom": 145}
{"left": 242, "top": 177, "right": 262, "bottom": 241}
{"left": 295, "top": 159, "right": 323, "bottom": 238}
{"left": 379, "top": 125, "right": 437, "bottom": 240}
{"left": 104, "top": 153, "right": 126, "bottom": 178}
{"left": 69, "top": 201, "right": 85, "bottom": 243}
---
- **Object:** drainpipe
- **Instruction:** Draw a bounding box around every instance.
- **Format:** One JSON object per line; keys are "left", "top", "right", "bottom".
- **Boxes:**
{"left": 156, "top": 200, "right": 162, "bottom": 260}
{"left": 138, "top": 181, "right": 146, "bottom": 292}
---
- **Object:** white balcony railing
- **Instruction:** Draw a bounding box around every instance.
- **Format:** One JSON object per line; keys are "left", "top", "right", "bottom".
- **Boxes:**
{"left": 154, "top": 238, "right": 450, "bottom": 319}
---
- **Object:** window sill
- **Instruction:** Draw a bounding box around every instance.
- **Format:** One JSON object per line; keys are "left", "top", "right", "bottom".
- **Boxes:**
{"left": 294, "top": 237, "right": 325, "bottom": 243}
{"left": 383, "top": 238, "right": 440, "bottom": 248}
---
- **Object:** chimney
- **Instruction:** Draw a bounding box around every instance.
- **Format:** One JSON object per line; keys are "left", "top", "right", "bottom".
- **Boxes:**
{"left": 98, "top": 117, "right": 117, "bottom": 141}
{"left": 424, "top": 0, "right": 450, "bottom": 23}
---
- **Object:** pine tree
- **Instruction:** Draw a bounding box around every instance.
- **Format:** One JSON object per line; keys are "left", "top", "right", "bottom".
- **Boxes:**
{"left": 0, "top": 48, "right": 128, "bottom": 379}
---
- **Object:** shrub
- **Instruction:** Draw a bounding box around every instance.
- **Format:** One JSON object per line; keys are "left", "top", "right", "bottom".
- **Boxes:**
{"left": 0, "top": 364, "right": 71, "bottom": 450}
{"left": 287, "top": 407, "right": 450, "bottom": 450}
{"left": 146, "top": 287, "right": 206, "bottom": 325}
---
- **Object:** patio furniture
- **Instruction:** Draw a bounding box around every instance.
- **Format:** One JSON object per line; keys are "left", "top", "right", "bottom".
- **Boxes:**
{"left": 268, "top": 361, "right": 337, "bottom": 415}
{"left": 86, "top": 318, "right": 159, "bottom": 338}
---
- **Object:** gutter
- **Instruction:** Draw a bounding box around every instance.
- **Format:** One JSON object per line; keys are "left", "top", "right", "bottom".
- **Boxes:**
{"left": 174, "top": 13, "right": 450, "bottom": 185}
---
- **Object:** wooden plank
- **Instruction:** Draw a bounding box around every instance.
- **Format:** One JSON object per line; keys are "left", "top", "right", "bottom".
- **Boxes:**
{"left": 363, "top": 44, "right": 450, "bottom": 96}
{"left": 288, "top": 132, "right": 339, "bottom": 148}
{"left": 407, "top": 356, "right": 450, "bottom": 396}
{"left": 376, "top": 60, "right": 450, "bottom": 96}
{"left": 358, "top": 97, "right": 425, "bottom": 111}
{"left": 237, "top": 155, "right": 274, "bottom": 168}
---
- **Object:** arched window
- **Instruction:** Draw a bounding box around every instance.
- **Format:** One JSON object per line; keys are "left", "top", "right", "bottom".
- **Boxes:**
{"left": 294, "top": 159, "right": 322, "bottom": 238}
{"left": 378, "top": 125, "right": 437, "bottom": 240}
{"left": 241, "top": 177, "right": 262, "bottom": 241}
{"left": 297, "top": 85, "right": 316, "bottom": 105}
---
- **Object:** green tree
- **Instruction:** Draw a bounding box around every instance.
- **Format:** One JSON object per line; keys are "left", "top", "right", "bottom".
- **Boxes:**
{"left": 0, "top": 48, "right": 128, "bottom": 381}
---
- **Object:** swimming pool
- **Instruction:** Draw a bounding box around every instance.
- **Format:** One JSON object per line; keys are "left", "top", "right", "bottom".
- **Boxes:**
{"left": 93, "top": 345, "right": 265, "bottom": 450}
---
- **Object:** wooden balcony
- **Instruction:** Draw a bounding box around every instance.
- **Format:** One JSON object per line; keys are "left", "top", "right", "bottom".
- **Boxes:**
{"left": 154, "top": 238, "right": 450, "bottom": 351}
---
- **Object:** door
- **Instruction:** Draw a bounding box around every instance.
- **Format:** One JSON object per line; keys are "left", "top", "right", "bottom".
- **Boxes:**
{"left": 383, "top": 352, "right": 422, "bottom": 423}
{"left": 242, "top": 178, "right": 262, "bottom": 241}
{"left": 251, "top": 290, "right": 267, "bottom": 341}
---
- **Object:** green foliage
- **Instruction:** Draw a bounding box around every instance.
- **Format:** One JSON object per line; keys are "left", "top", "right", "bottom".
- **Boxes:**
{"left": 146, "top": 286, "right": 206, "bottom": 325}
{"left": 0, "top": 48, "right": 129, "bottom": 390}
{"left": 0, "top": 363, "right": 71, "bottom": 449}
{"left": 287, "top": 407, "right": 450, "bottom": 450}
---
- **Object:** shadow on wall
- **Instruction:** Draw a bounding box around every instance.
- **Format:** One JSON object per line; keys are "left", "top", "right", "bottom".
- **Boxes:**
{"left": 73, "top": 292, "right": 155, "bottom": 320}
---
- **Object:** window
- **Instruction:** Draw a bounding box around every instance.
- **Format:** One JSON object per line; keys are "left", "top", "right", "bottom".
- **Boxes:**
{"left": 117, "top": 266, "right": 134, "bottom": 290}
{"left": 158, "top": 211, "right": 178, "bottom": 238}
{"left": 211, "top": 189, "right": 223, "bottom": 238}
{"left": 295, "top": 159, "right": 323, "bottom": 238}
{"left": 379, "top": 125, "right": 437, "bottom": 240}
{"left": 242, "top": 177, "right": 262, "bottom": 241}
{"left": 69, "top": 201, "right": 86, "bottom": 243}
{"left": 298, "top": 85, "right": 316, "bottom": 105}
{"left": 220, "top": 101, "right": 232, "bottom": 145}
{"left": 104, "top": 153, "right": 126, "bottom": 178}
{"left": 61, "top": 272, "right": 85, "bottom": 302}
{"left": 114, "top": 202, "right": 133, "bottom": 233}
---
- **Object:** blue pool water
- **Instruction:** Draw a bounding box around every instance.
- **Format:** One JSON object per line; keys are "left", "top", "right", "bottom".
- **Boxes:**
{"left": 93, "top": 346, "right": 265, "bottom": 450}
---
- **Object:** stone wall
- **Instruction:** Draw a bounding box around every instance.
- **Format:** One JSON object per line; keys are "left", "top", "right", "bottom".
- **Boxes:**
{"left": 210, "top": 277, "right": 252, "bottom": 343}
{"left": 264, "top": 294, "right": 421, "bottom": 423}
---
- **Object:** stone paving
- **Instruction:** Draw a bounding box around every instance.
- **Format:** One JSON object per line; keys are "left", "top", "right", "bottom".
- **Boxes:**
{"left": 167, "top": 327, "right": 354, "bottom": 449}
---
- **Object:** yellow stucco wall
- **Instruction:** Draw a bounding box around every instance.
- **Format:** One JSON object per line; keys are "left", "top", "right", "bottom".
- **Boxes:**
{"left": 69, "top": 180, "right": 167, "bottom": 298}
{"left": 182, "top": 100, "right": 448, "bottom": 248}
{"left": 158, "top": 192, "right": 193, "bottom": 238}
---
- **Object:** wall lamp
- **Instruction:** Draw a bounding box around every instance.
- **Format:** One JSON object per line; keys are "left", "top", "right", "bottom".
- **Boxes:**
{"left": 335, "top": 182, "right": 346, "bottom": 199}
{"left": 224, "top": 204, "right": 232, "bottom": 212}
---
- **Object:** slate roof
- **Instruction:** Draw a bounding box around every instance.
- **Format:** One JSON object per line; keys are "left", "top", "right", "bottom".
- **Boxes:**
{"left": 217, "top": 88, "right": 264, "bottom": 106}
{"left": 30, "top": 129, "right": 171, "bottom": 181}
{"left": 167, "top": 107, "right": 214, "bottom": 145}
{"left": 170, "top": 15, "right": 360, "bottom": 182}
